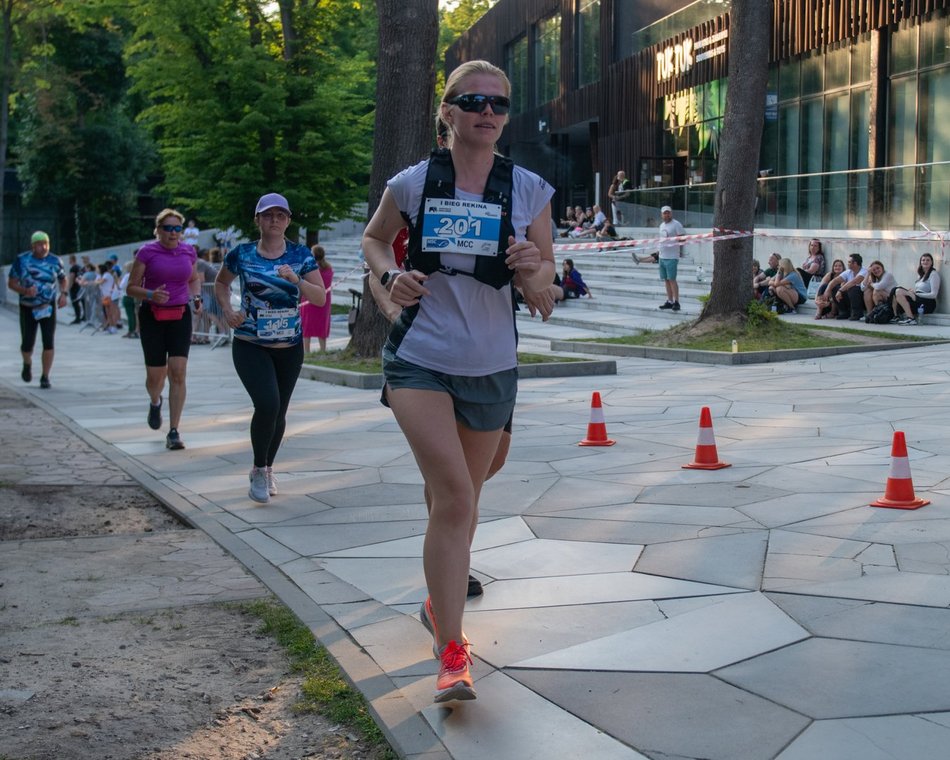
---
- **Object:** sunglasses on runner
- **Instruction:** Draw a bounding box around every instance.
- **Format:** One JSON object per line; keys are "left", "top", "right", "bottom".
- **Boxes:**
{"left": 160, "top": 225, "right": 183, "bottom": 233}
{"left": 447, "top": 93, "right": 511, "bottom": 115}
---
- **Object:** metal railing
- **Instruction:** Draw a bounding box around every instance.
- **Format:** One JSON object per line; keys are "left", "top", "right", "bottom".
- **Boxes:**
{"left": 614, "top": 161, "right": 950, "bottom": 232}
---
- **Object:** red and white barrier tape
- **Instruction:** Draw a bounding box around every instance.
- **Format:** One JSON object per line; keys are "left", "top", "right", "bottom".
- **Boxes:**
{"left": 556, "top": 227, "right": 949, "bottom": 254}
{"left": 555, "top": 228, "right": 753, "bottom": 253}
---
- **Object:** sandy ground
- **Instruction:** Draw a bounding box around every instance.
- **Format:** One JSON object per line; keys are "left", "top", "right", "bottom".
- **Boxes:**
{"left": 0, "top": 386, "right": 388, "bottom": 760}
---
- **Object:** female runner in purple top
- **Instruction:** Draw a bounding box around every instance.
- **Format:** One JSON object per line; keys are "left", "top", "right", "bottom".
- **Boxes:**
{"left": 127, "top": 208, "right": 203, "bottom": 450}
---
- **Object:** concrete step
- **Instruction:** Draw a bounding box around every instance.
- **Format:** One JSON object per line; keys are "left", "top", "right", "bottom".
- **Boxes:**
{"left": 319, "top": 233, "right": 950, "bottom": 335}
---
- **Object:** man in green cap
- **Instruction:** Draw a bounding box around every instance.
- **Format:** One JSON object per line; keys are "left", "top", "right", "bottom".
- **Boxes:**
{"left": 7, "top": 231, "right": 68, "bottom": 388}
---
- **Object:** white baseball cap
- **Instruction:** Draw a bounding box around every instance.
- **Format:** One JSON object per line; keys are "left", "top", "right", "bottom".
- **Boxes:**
{"left": 255, "top": 192, "right": 291, "bottom": 215}
{"left": 661, "top": 205, "right": 672, "bottom": 214}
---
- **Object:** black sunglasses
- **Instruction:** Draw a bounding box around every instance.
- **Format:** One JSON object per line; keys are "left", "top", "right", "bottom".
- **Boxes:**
{"left": 160, "top": 225, "right": 183, "bottom": 233}
{"left": 448, "top": 93, "right": 511, "bottom": 115}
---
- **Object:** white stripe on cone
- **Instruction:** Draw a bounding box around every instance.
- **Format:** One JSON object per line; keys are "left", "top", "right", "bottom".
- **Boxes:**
{"left": 697, "top": 427, "right": 716, "bottom": 445}
{"left": 888, "top": 457, "right": 912, "bottom": 480}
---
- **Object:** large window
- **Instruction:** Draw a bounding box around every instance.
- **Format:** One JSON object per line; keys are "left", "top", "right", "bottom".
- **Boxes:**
{"left": 887, "top": 14, "right": 950, "bottom": 227}
{"left": 535, "top": 13, "right": 561, "bottom": 105}
{"left": 658, "top": 78, "right": 725, "bottom": 185}
{"left": 576, "top": 0, "right": 600, "bottom": 88}
{"left": 758, "top": 34, "right": 872, "bottom": 226}
{"left": 505, "top": 35, "right": 529, "bottom": 116}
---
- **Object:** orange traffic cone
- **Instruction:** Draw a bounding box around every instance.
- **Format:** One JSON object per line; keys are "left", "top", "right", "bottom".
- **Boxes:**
{"left": 578, "top": 391, "right": 616, "bottom": 446}
{"left": 871, "top": 431, "right": 930, "bottom": 509}
{"left": 682, "top": 407, "right": 731, "bottom": 470}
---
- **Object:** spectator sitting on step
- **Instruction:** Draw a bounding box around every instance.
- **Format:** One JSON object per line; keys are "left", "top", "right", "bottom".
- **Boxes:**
{"left": 796, "top": 238, "right": 826, "bottom": 287}
{"left": 768, "top": 258, "right": 807, "bottom": 314}
{"left": 756, "top": 252, "right": 780, "bottom": 300}
{"left": 825, "top": 253, "right": 868, "bottom": 320}
{"left": 861, "top": 260, "right": 897, "bottom": 314}
{"left": 558, "top": 206, "right": 577, "bottom": 231}
{"left": 752, "top": 259, "right": 768, "bottom": 295}
{"left": 813, "top": 258, "right": 846, "bottom": 319}
{"left": 892, "top": 253, "right": 941, "bottom": 325}
{"left": 561, "top": 258, "right": 592, "bottom": 299}
{"left": 570, "top": 206, "right": 600, "bottom": 238}
{"left": 596, "top": 215, "right": 619, "bottom": 243}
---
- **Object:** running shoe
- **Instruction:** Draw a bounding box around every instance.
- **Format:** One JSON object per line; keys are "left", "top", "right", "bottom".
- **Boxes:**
{"left": 264, "top": 466, "right": 278, "bottom": 496}
{"left": 249, "top": 467, "right": 270, "bottom": 503}
{"left": 434, "top": 640, "right": 476, "bottom": 703}
{"left": 671, "top": 301, "right": 681, "bottom": 312}
{"left": 39, "top": 375, "right": 51, "bottom": 389}
{"left": 467, "top": 574, "right": 483, "bottom": 598}
{"left": 147, "top": 399, "right": 162, "bottom": 430}
{"left": 21, "top": 363, "right": 32, "bottom": 383}
{"left": 900, "top": 317, "right": 918, "bottom": 325}
{"left": 659, "top": 301, "right": 673, "bottom": 310}
{"left": 420, "top": 596, "right": 470, "bottom": 659}
{"left": 165, "top": 428, "right": 185, "bottom": 450}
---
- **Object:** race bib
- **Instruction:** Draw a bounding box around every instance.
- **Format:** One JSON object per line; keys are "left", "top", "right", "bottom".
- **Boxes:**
{"left": 421, "top": 198, "right": 501, "bottom": 256}
{"left": 32, "top": 304, "right": 53, "bottom": 321}
{"left": 257, "top": 307, "right": 298, "bottom": 340}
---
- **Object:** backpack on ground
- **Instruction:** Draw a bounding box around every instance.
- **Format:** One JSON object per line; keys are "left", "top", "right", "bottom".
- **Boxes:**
{"left": 865, "top": 303, "right": 894, "bottom": 324}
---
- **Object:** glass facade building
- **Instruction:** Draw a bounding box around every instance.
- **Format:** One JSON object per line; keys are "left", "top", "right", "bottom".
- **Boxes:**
{"left": 447, "top": 0, "right": 950, "bottom": 232}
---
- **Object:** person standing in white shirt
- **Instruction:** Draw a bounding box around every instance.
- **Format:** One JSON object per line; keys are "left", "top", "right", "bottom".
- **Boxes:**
{"left": 182, "top": 219, "right": 200, "bottom": 249}
{"left": 657, "top": 205, "right": 686, "bottom": 311}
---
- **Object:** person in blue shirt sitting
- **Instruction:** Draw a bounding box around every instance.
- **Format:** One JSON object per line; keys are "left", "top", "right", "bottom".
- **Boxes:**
{"left": 561, "top": 258, "right": 592, "bottom": 300}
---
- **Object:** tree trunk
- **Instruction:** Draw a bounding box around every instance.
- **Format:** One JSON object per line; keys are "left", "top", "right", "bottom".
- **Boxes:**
{"left": 0, "top": 0, "right": 15, "bottom": 263}
{"left": 699, "top": 0, "right": 772, "bottom": 324}
{"left": 348, "top": 0, "right": 438, "bottom": 358}
{"left": 277, "top": 0, "right": 296, "bottom": 61}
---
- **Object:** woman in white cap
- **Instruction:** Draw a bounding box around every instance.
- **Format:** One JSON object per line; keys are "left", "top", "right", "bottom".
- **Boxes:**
{"left": 214, "top": 193, "right": 326, "bottom": 503}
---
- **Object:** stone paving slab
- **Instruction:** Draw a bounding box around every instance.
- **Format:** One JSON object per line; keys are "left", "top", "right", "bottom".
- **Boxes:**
{"left": 6, "top": 306, "right": 950, "bottom": 759}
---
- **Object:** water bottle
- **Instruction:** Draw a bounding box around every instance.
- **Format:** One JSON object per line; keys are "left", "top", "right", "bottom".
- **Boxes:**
{"left": 696, "top": 264, "right": 705, "bottom": 283}
{"left": 917, "top": 304, "right": 924, "bottom": 324}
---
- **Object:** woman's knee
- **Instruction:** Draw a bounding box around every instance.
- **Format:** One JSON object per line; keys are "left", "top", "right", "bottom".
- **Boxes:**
{"left": 166, "top": 359, "right": 188, "bottom": 385}
{"left": 428, "top": 495, "right": 476, "bottom": 531}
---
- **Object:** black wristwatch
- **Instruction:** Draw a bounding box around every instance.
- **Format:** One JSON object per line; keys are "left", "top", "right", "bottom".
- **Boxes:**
{"left": 380, "top": 269, "right": 401, "bottom": 291}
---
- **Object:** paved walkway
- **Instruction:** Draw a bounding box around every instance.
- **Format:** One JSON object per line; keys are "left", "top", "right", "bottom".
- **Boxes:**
{"left": 5, "top": 306, "right": 950, "bottom": 760}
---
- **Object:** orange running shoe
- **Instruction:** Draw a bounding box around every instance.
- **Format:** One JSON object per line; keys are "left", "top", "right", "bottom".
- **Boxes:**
{"left": 434, "top": 640, "right": 476, "bottom": 703}
{"left": 420, "top": 596, "right": 470, "bottom": 659}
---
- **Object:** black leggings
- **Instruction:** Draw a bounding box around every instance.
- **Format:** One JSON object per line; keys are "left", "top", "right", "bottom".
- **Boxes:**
{"left": 232, "top": 338, "right": 303, "bottom": 468}
{"left": 19, "top": 304, "right": 57, "bottom": 353}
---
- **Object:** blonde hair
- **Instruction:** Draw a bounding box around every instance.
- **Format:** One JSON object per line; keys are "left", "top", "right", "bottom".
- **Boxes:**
{"left": 778, "top": 257, "right": 794, "bottom": 276}
{"left": 437, "top": 60, "right": 511, "bottom": 146}
{"left": 154, "top": 208, "right": 184, "bottom": 229}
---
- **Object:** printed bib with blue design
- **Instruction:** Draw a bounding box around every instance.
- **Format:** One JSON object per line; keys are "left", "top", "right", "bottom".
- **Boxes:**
{"left": 256, "top": 307, "right": 298, "bottom": 340}
{"left": 421, "top": 198, "right": 502, "bottom": 256}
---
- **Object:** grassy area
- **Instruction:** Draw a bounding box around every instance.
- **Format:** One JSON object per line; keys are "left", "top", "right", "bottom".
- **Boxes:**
{"left": 574, "top": 308, "right": 931, "bottom": 353}
{"left": 240, "top": 598, "right": 396, "bottom": 759}
{"left": 304, "top": 350, "right": 383, "bottom": 373}
{"left": 304, "top": 349, "right": 579, "bottom": 372}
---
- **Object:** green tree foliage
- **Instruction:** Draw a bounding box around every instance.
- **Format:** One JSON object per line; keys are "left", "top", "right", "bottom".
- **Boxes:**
{"left": 436, "top": 0, "right": 494, "bottom": 93}
{"left": 124, "top": 0, "right": 376, "bottom": 234}
{"left": 14, "top": 17, "right": 154, "bottom": 250}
